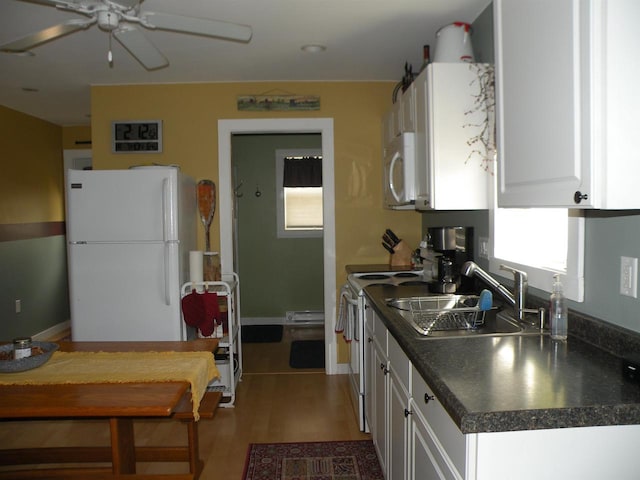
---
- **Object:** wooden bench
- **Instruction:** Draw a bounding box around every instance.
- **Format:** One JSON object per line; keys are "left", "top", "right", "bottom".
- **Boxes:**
{"left": 0, "top": 389, "right": 222, "bottom": 479}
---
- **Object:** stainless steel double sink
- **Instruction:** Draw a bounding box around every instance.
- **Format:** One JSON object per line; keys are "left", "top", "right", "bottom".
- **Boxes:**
{"left": 385, "top": 295, "right": 543, "bottom": 339}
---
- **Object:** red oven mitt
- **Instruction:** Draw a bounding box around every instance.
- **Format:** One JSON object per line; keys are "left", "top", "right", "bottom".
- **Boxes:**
{"left": 181, "top": 289, "right": 205, "bottom": 327}
{"left": 199, "top": 291, "right": 220, "bottom": 337}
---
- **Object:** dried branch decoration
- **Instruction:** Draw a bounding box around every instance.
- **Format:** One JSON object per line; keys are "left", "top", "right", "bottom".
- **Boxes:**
{"left": 464, "top": 63, "right": 496, "bottom": 174}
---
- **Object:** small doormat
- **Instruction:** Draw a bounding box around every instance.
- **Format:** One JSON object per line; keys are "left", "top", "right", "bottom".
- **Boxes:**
{"left": 242, "top": 440, "right": 383, "bottom": 480}
{"left": 242, "top": 325, "right": 283, "bottom": 343}
{"left": 289, "top": 339, "right": 324, "bottom": 369}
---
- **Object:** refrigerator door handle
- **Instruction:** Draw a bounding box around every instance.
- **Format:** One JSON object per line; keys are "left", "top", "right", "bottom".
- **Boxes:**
{"left": 163, "top": 177, "right": 177, "bottom": 241}
{"left": 163, "top": 242, "right": 171, "bottom": 306}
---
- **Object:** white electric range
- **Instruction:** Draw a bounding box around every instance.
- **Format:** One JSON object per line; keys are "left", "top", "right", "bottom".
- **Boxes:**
{"left": 342, "top": 269, "right": 428, "bottom": 432}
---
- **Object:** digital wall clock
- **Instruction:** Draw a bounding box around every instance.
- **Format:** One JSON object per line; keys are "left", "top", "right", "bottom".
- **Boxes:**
{"left": 112, "top": 120, "right": 163, "bottom": 153}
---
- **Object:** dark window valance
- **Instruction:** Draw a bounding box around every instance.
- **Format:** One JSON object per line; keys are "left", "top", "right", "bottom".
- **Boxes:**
{"left": 283, "top": 156, "right": 323, "bottom": 187}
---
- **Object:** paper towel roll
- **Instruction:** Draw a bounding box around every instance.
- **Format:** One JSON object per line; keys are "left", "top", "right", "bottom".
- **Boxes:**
{"left": 189, "top": 250, "right": 204, "bottom": 285}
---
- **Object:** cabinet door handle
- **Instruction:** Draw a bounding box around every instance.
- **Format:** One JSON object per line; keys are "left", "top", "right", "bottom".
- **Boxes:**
{"left": 404, "top": 408, "right": 412, "bottom": 417}
{"left": 424, "top": 393, "right": 435, "bottom": 404}
{"left": 574, "top": 191, "right": 588, "bottom": 204}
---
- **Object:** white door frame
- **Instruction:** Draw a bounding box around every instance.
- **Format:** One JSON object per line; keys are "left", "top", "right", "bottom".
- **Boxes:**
{"left": 63, "top": 149, "right": 92, "bottom": 173}
{"left": 218, "top": 118, "right": 339, "bottom": 375}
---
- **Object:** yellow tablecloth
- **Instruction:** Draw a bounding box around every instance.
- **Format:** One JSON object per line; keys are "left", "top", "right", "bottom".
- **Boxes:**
{"left": 0, "top": 351, "right": 219, "bottom": 420}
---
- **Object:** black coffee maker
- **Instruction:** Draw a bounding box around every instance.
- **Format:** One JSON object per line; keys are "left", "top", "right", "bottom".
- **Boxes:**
{"left": 424, "top": 226, "right": 474, "bottom": 294}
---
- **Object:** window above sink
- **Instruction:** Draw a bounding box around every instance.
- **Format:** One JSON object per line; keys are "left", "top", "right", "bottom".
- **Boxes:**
{"left": 490, "top": 206, "right": 584, "bottom": 302}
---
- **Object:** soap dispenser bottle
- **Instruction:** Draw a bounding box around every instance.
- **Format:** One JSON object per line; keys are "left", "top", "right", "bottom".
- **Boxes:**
{"left": 550, "top": 274, "right": 568, "bottom": 341}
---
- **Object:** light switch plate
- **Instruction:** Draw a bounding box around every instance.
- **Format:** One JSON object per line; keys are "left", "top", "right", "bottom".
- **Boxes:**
{"left": 620, "top": 256, "right": 638, "bottom": 298}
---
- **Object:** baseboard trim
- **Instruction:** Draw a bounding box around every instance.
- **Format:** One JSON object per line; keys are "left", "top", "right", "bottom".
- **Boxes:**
{"left": 241, "top": 317, "right": 286, "bottom": 326}
{"left": 334, "top": 363, "right": 350, "bottom": 375}
{"left": 34, "top": 320, "right": 70, "bottom": 341}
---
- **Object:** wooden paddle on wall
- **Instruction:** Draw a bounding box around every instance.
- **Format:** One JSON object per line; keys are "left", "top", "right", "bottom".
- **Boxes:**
{"left": 197, "top": 180, "right": 216, "bottom": 251}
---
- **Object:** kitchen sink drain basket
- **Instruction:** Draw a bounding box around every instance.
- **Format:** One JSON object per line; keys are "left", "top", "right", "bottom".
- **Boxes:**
{"left": 406, "top": 296, "right": 486, "bottom": 333}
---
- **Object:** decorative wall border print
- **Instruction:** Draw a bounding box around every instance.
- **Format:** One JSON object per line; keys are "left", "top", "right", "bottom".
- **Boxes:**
{"left": 237, "top": 95, "right": 320, "bottom": 111}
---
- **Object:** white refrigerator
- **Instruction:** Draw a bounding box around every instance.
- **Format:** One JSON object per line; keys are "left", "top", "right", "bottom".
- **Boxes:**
{"left": 66, "top": 166, "right": 197, "bottom": 341}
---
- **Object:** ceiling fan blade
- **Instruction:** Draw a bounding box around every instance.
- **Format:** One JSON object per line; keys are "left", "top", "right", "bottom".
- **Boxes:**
{"left": 17, "top": 0, "right": 79, "bottom": 7}
{"left": 113, "top": 26, "right": 168, "bottom": 70}
{"left": 0, "top": 18, "right": 95, "bottom": 52}
{"left": 142, "top": 12, "right": 252, "bottom": 43}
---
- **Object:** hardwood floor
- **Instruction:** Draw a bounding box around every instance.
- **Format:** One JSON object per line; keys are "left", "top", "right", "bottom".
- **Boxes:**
{"left": 0, "top": 326, "right": 369, "bottom": 479}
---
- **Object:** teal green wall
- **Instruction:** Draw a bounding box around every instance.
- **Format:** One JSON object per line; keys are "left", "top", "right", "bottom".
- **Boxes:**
{"left": 232, "top": 134, "right": 324, "bottom": 318}
{"left": 580, "top": 211, "right": 640, "bottom": 332}
{"left": 472, "top": 2, "right": 494, "bottom": 64}
{"left": 0, "top": 236, "right": 69, "bottom": 339}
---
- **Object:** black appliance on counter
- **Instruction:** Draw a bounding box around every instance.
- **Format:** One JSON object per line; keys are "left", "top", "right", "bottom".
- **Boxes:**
{"left": 423, "top": 226, "right": 474, "bottom": 294}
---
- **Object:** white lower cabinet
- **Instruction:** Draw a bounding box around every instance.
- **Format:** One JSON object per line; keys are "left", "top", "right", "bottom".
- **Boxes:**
{"left": 372, "top": 341, "right": 388, "bottom": 473}
{"left": 410, "top": 367, "right": 465, "bottom": 480}
{"left": 367, "top": 319, "right": 640, "bottom": 480}
{"left": 370, "top": 313, "right": 388, "bottom": 474}
{"left": 410, "top": 406, "right": 452, "bottom": 480}
{"left": 388, "top": 335, "right": 410, "bottom": 480}
{"left": 363, "top": 299, "right": 374, "bottom": 435}
{"left": 389, "top": 371, "right": 408, "bottom": 480}
{"left": 369, "top": 314, "right": 460, "bottom": 480}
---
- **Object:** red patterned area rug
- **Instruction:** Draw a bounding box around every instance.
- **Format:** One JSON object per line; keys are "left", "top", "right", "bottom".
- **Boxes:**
{"left": 242, "top": 440, "right": 384, "bottom": 480}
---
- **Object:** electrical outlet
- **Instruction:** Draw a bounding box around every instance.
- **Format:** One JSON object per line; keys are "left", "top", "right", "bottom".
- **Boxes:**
{"left": 620, "top": 256, "right": 638, "bottom": 298}
{"left": 479, "top": 237, "right": 489, "bottom": 260}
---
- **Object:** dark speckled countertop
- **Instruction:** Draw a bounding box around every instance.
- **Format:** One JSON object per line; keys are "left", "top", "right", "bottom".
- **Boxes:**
{"left": 364, "top": 283, "right": 640, "bottom": 434}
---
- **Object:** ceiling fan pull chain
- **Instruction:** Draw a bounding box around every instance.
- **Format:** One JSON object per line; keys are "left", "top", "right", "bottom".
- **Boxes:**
{"left": 108, "top": 26, "right": 113, "bottom": 66}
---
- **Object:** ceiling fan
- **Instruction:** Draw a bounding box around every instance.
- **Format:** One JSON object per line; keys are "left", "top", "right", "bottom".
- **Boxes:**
{"left": 0, "top": 0, "right": 253, "bottom": 70}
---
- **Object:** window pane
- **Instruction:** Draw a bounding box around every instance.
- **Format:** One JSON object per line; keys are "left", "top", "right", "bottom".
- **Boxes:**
{"left": 494, "top": 208, "right": 567, "bottom": 271}
{"left": 284, "top": 187, "right": 323, "bottom": 230}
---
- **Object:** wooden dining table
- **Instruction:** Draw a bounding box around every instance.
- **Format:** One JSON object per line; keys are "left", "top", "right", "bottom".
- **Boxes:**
{"left": 0, "top": 339, "right": 220, "bottom": 480}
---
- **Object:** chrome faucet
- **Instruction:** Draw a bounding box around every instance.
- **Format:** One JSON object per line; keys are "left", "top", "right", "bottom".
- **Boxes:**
{"left": 462, "top": 261, "right": 537, "bottom": 324}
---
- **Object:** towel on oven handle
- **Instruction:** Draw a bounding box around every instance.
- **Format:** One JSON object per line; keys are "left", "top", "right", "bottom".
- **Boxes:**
{"left": 336, "top": 284, "right": 357, "bottom": 343}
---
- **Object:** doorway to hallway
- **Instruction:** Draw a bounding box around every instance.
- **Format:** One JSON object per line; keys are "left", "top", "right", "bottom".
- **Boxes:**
{"left": 232, "top": 134, "right": 324, "bottom": 329}
{"left": 217, "top": 118, "right": 339, "bottom": 374}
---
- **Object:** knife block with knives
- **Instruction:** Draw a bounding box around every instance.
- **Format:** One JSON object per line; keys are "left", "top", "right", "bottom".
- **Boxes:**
{"left": 382, "top": 229, "right": 413, "bottom": 267}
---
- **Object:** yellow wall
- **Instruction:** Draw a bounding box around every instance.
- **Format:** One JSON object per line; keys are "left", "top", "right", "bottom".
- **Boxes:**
{"left": 90, "top": 81, "right": 422, "bottom": 363}
{"left": 0, "top": 105, "right": 63, "bottom": 224}
{"left": 62, "top": 126, "right": 92, "bottom": 150}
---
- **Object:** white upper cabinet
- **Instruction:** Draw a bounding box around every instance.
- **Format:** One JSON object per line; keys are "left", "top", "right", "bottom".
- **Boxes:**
{"left": 495, "top": 0, "right": 640, "bottom": 208}
{"left": 382, "top": 100, "right": 400, "bottom": 151}
{"left": 401, "top": 83, "right": 417, "bottom": 133}
{"left": 383, "top": 84, "right": 416, "bottom": 154}
{"left": 414, "top": 63, "right": 493, "bottom": 210}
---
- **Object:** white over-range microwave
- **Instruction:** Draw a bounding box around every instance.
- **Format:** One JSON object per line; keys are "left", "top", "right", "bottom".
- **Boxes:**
{"left": 383, "top": 132, "right": 415, "bottom": 209}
